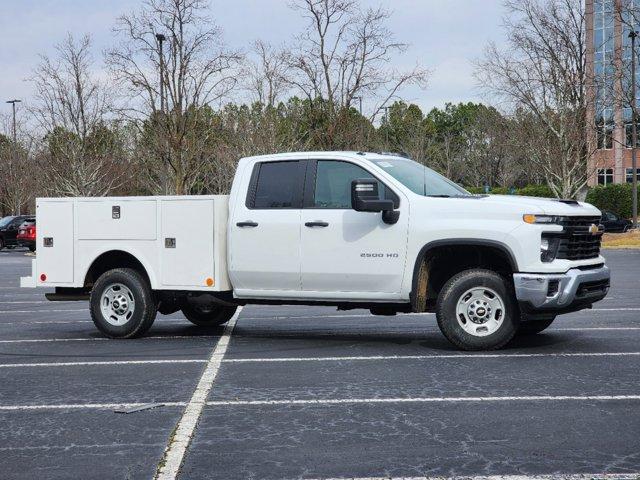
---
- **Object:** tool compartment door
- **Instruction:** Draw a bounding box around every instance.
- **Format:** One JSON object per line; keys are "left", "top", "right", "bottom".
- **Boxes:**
{"left": 36, "top": 200, "right": 74, "bottom": 284}
{"left": 160, "top": 199, "right": 215, "bottom": 288}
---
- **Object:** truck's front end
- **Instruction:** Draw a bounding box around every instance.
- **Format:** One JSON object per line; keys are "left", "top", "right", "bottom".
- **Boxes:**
{"left": 511, "top": 210, "right": 610, "bottom": 319}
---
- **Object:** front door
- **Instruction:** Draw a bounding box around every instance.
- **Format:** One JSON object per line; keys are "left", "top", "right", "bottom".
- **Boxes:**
{"left": 300, "top": 160, "right": 409, "bottom": 298}
{"left": 228, "top": 159, "right": 306, "bottom": 297}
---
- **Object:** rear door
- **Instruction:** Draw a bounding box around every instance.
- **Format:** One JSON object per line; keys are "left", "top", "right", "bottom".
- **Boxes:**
{"left": 300, "top": 159, "right": 409, "bottom": 297}
{"left": 228, "top": 159, "right": 306, "bottom": 296}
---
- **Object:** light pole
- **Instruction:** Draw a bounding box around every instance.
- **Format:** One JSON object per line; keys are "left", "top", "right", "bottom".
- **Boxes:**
{"left": 352, "top": 96, "right": 363, "bottom": 147}
{"left": 6, "top": 99, "right": 21, "bottom": 214}
{"left": 155, "top": 34, "right": 166, "bottom": 113}
{"left": 383, "top": 106, "right": 390, "bottom": 146}
{"left": 353, "top": 96, "right": 362, "bottom": 115}
{"left": 630, "top": 30, "right": 638, "bottom": 228}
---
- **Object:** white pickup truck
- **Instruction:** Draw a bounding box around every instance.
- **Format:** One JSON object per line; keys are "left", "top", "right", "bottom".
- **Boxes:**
{"left": 21, "top": 151, "right": 610, "bottom": 350}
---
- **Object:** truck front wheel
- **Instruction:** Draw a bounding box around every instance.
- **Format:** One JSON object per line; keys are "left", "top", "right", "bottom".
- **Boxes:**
{"left": 436, "top": 269, "right": 518, "bottom": 351}
{"left": 181, "top": 302, "right": 237, "bottom": 327}
{"left": 90, "top": 268, "right": 157, "bottom": 338}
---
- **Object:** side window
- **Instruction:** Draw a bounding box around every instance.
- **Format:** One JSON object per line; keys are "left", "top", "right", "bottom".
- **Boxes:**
{"left": 249, "top": 161, "right": 302, "bottom": 209}
{"left": 313, "top": 161, "right": 390, "bottom": 209}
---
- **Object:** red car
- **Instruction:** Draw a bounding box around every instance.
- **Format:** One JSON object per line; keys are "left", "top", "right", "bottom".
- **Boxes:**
{"left": 17, "top": 217, "right": 36, "bottom": 252}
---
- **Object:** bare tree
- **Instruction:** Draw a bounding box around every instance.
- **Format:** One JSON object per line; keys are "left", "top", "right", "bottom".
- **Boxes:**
{"left": 107, "top": 0, "right": 242, "bottom": 194}
{"left": 245, "top": 41, "right": 290, "bottom": 107}
{"left": 287, "top": 0, "right": 428, "bottom": 122}
{"left": 476, "top": 0, "right": 592, "bottom": 198}
{"left": 30, "top": 34, "right": 123, "bottom": 197}
{"left": 0, "top": 114, "right": 35, "bottom": 215}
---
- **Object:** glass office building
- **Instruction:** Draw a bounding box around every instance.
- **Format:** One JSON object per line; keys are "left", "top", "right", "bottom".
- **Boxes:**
{"left": 588, "top": 0, "right": 640, "bottom": 184}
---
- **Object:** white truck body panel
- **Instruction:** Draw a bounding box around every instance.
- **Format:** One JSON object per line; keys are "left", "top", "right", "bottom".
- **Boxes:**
{"left": 24, "top": 195, "right": 231, "bottom": 292}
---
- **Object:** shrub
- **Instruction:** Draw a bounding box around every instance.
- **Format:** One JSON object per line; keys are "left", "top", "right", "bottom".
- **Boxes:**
{"left": 586, "top": 183, "right": 640, "bottom": 218}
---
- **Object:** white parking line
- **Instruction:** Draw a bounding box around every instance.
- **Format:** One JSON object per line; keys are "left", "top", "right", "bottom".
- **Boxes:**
{"left": 0, "top": 334, "right": 219, "bottom": 344}
{"left": 0, "top": 359, "right": 207, "bottom": 368}
{"left": 0, "top": 309, "right": 86, "bottom": 314}
{"left": 0, "top": 319, "right": 189, "bottom": 326}
{"left": 1, "top": 351, "right": 639, "bottom": 369}
{"left": 223, "top": 351, "right": 640, "bottom": 363}
{"left": 0, "top": 402, "right": 187, "bottom": 411}
{"left": 155, "top": 308, "right": 241, "bottom": 480}
{"left": 303, "top": 474, "right": 640, "bottom": 480}
{"left": 207, "top": 394, "right": 640, "bottom": 407}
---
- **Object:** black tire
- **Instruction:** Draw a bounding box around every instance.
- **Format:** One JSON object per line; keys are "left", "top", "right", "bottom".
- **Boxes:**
{"left": 0, "top": 237, "right": 4, "bottom": 250}
{"left": 90, "top": 268, "right": 157, "bottom": 338}
{"left": 518, "top": 317, "right": 555, "bottom": 335}
{"left": 436, "top": 268, "right": 518, "bottom": 351}
{"left": 28, "top": 245, "right": 35, "bottom": 252}
{"left": 181, "top": 302, "right": 237, "bottom": 327}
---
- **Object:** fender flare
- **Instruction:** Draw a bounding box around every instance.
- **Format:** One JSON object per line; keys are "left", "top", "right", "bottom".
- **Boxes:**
{"left": 409, "top": 239, "right": 519, "bottom": 312}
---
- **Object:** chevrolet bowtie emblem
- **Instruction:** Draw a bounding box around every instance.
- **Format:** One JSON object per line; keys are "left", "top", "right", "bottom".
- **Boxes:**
{"left": 589, "top": 224, "right": 599, "bottom": 234}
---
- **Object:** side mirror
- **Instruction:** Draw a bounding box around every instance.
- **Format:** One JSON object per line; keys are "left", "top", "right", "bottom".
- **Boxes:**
{"left": 351, "top": 179, "right": 400, "bottom": 225}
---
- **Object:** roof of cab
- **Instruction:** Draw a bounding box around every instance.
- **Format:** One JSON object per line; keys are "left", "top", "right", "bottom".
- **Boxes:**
{"left": 240, "top": 151, "right": 409, "bottom": 163}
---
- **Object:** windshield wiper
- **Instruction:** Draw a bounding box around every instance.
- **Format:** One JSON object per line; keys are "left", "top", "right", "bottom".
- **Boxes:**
{"left": 426, "top": 194, "right": 451, "bottom": 198}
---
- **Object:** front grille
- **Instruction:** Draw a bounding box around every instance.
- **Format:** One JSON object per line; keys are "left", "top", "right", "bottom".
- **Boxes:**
{"left": 555, "top": 216, "right": 602, "bottom": 261}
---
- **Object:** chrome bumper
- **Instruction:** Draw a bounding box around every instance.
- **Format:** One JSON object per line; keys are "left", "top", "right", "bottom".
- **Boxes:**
{"left": 513, "top": 264, "right": 610, "bottom": 311}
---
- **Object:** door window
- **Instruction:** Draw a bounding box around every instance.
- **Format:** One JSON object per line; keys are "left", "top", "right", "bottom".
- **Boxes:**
{"left": 249, "top": 161, "right": 303, "bottom": 209}
{"left": 313, "top": 160, "right": 394, "bottom": 209}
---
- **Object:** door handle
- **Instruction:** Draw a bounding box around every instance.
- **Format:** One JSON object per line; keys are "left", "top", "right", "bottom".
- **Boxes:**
{"left": 305, "top": 221, "right": 329, "bottom": 227}
{"left": 236, "top": 221, "right": 258, "bottom": 228}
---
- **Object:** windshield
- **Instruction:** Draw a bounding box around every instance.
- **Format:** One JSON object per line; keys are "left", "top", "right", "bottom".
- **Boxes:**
{"left": 0, "top": 216, "right": 15, "bottom": 228}
{"left": 371, "top": 158, "right": 470, "bottom": 197}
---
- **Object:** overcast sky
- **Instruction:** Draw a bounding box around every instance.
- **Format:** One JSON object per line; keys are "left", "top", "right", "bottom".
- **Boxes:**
{"left": 0, "top": 0, "right": 507, "bottom": 117}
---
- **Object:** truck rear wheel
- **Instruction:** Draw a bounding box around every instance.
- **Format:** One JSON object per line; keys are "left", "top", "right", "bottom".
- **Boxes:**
{"left": 436, "top": 269, "right": 518, "bottom": 351}
{"left": 90, "top": 268, "right": 157, "bottom": 338}
{"left": 181, "top": 302, "right": 237, "bottom": 327}
{"left": 518, "top": 317, "right": 555, "bottom": 335}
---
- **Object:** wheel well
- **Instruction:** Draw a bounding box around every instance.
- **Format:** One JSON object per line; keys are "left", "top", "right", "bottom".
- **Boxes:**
{"left": 411, "top": 242, "right": 516, "bottom": 312}
{"left": 84, "top": 251, "right": 151, "bottom": 289}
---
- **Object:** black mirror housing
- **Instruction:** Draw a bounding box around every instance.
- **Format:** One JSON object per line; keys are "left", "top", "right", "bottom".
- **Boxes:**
{"left": 351, "top": 178, "right": 399, "bottom": 224}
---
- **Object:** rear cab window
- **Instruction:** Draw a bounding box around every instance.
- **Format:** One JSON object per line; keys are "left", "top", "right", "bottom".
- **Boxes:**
{"left": 246, "top": 160, "right": 305, "bottom": 209}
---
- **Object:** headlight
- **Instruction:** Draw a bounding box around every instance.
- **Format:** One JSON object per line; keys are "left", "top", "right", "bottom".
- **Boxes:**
{"left": 523, "top": 214, "right": 565, "bottom": 224}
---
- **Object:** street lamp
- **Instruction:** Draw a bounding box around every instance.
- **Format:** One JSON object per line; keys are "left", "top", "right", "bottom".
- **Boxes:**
{"left": 6, "top": 99, "right": 21, "bottom": 214}
{"left": 352, "top": 96, "right": 362, "bottom": 115}
{"left": 6, "top": 99, "right": 21, "bottom": 147}
{"left": 630, "top": 30, "right": 639, "bottom": 228}
{"left": 155, "top": 33, "right": 166, "bottom": 113}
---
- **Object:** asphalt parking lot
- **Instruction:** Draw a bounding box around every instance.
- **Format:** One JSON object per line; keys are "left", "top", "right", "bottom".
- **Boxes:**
{"left": 1, "top": 249, "right": 639, "bottom": 480}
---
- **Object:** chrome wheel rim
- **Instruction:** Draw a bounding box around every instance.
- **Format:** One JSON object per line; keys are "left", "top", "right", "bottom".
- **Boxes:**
{"left": 455, "top": 286, "right": 505, "bottom": 337}
{"left": 100, "top": 283, "right": 135, "bottom": 326}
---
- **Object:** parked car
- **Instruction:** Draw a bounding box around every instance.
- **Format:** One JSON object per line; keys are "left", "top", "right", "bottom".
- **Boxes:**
{"left": 17, "top": 217, "right": 36, "bottom": 252}
{"left": 21, "top": 152, "right": 610, "bottom": 351}
{"left": 0, "top": 215, "right": 31, "bottom": 250}
{"left": 601, "top": 210, "right": 632, "bottom": 233}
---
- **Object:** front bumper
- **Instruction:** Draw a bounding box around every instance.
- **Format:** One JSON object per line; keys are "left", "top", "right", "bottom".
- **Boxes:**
{"left": 513, "top": 264, "right": 610, "bottom": 313}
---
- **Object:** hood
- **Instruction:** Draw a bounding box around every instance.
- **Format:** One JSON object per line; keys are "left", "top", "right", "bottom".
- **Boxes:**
{"left": 478, "top": 195, "right": 601, "bottom": 216}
